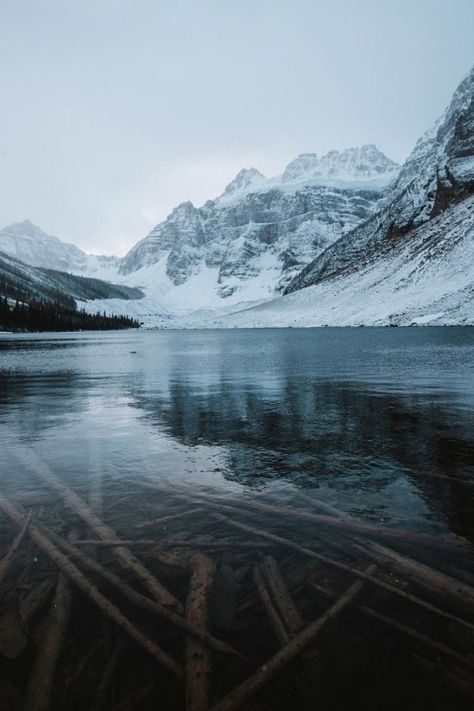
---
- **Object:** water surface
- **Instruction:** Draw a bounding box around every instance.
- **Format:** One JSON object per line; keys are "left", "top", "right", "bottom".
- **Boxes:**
{"left": 1, "top": 327, "right": 473, "bottom": 543}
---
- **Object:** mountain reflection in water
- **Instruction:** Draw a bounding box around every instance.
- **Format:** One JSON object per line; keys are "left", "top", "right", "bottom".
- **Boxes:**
{"left": 0, "top": 327, "right": 473, "bottom": 544}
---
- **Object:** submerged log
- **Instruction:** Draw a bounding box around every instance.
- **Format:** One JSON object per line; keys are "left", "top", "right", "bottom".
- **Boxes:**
{"left": 353, "top": 538, "right": 474, "bottom": 613}
{"left": 210, "top": 569, "right": 373, "bottom": 711}
{"left": 71, "top": 539, "right": 158, "bottom": 547}
{"left": 0, "top": 608, "right": 28, "bottom": 660}
{"left": 135, "top": 509, "right": 199, "bottom": 530}
{"left": 19, "top": 578, "right": 56, "bottom": 629}
{"left": 47, "top": 528, "right": 243, "bottom": 659}
{"left": 0, "top": 576, "right": 56, "bottom": 661}
{"left": 0, "top": 492, "right": 183, "bottom": 679}
{"left": 261, "top": 556, "right": 331, "bottom": 692}
{"left": 211, "top": 513, "right": 474, "bottom": 633}
{"left": 255, "top": 557, "right": 336, "bottom": 709}
{"left": 187, "top": 493, "right": 466, "bottom": 551}
{"left": 27, "top": 463, "right": 182, "bottom": 613}
{"left": 92, "top": 635, "right": 126, "bottom": 711}
{"left": 185, "top": 554, "right": 216, "bottom": 711}
{"left": 158, "top": 539, "right": 274, "bottom": 551}
{"left": 0, "top": 513, "right": 32, "bottom": 586}
{"left": 261, "top": 556, "right": 304, "bottom": 635}
{"left": 309, "top": 578, "right": 474, "bottom": 671}
{"left": 304, "top": 497, "right": 474, "bottom": 613}
{"left": 25, "top": 569, "right": 72, "bottom": 711}
{"left": 253, "top": 565, "right": 288, "bottom": 645}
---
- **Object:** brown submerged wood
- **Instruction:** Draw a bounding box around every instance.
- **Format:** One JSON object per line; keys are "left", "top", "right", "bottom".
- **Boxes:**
{"left": 0, "top": 512, "right": 32, "bottom": 585}
{"left": 210, "top": 567, "right": 375, "bottom": 711}
{"left": 0, "top": 492, "right": 184, "bottom": 679}
{"left": 46, "top": 527, "right": 243, "bottom": 659}
{"left": 185, "top": 554, "right": 215, "bottom": 711}
{"left": 308, "top": 579, "right": 474, "bottom": 671}
{"left": 211, "top": 512, "right": 474, "bottom": 633}
{"left": 24, "top": 570, "right": 71, "bottom": 711}
{"left": 29, "top": 465, "right": 183, "bottom": 613}
{"left": 187, "top": 491, "right": 467, "bottom": 551}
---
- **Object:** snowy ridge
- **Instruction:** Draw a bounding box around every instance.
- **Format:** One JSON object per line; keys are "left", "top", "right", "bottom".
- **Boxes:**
{"left": 287, "top": 66, "right": 474, "bottom": 295}
{"left": 210, "top": 196, "right": 474, "bottom": 328}
{"left": 118, "top": 144, "right": 398, "bottom": 310}
{"left": 216, "top": 145, "right": 399, "bottom": 207}
{"left": 221, "top": 168, "right": 266, "bottom": 198}
{"left": 0, "top": 250, "right": 143, "bottom": 307}
{"left": 0, "top": 145, "right": 399, "bottom": 317}
{"left": 1, "top": 65, "right": 472, "bottom": 327}
{"left": 282, "top": 145, "right": 398, "bottom": 183}
{"left": 0, "top": 221, "right": 119, "bottom": 278}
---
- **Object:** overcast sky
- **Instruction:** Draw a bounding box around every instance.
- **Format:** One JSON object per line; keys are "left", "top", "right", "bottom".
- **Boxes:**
{"left": 0, "top": 0, "right": 473, "bottom": 255}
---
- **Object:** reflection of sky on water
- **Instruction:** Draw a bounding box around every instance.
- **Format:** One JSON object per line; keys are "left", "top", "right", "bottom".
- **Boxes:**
{"left": 0, "top": 328, "right": 473, "bottom": 542}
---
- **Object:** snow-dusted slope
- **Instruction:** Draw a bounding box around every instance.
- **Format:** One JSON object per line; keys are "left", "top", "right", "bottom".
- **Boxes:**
{"left": 0, "top": 146, "right": 398, "bottom": 320}
{"left": 287, "top": 66, "right": 474, "bottom": 294}
{"left": 214, "top": 65, "right": 474, "bottom": 329}
{"left": 214, "top": 196, "right": 474, "bottom": 328}
{"left": 0, "top": 251, "right": 143, "bottom": 307}
{"left": 3, "top": 65, "right": 472, "bottom": 328}
{"left": 0, "top": 221, "right": 119, "bottom": 277}
{"left": 118, "top": 145, "right": 399, "bottom": 311}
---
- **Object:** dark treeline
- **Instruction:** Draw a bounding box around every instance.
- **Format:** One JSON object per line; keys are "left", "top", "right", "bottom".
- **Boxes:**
{"left": 0, "top": 296, "right": 140, "bottom": 332}
{"left": 0, "top": 266, "right": 76, "bottom": 309}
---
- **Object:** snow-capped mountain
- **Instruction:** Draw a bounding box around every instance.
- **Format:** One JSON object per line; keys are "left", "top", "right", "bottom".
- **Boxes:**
{"left": 287, "top": 66, "right": 474, "bottom": 295}
{"left": 215, "top": 66, "right": 474, "bottom": 328}
{"left": 118, "top": 145, "right": 399, "bottom": 311}
{"left": 216, "top": 196, "right": 474, "bottom": 328}
{"left": 3, "top": 64, "right": 472, "bottom": 328}
{"left": 282, "top": 145, "right": 398, "bottom": 182}
{"left": 222, "top": 168, "right": 266, "bottom": 197}
{"left": 0, "top": 220, "right": 119, "bottom": 277}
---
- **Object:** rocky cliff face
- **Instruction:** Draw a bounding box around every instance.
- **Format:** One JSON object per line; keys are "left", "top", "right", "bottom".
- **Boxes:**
{"left": 287, "top": 66, "right": 474, "bottom": 294}
{"left": 119, "top": 145, "right": 399, "bottom": 305}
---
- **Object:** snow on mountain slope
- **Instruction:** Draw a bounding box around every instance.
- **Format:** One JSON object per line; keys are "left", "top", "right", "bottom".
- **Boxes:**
{"left": 0, "top": 146, "right": 398, "bottom": 320}
{"left": 218, "top": 65, "right": 474, "bottom": 330}
{"left": 0, "top": 220, "right": 119, "bottom": 277}
{"left": 0, "top": 250, "right": 143, "bottom": 307}
{"left": 213, "top": 195, "right": 474, "bottom": 328}
{"left": 281, "top": 145, "right": 398, "bottom": 183}
{"left": 287, "top": 65, "right": 474, "bottom": 294}
{"left": 5, "top": 65, "right": 472, "bottom": 328}
{"left": 118, "top": 145, "right": 399, "bottom": 311}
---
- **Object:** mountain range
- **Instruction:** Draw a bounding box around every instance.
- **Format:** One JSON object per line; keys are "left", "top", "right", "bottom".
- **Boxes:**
{"left": 0, "top": 64, "right": 473, "bottom": 327}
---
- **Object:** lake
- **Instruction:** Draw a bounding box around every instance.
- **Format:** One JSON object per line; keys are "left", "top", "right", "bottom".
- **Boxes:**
{"left": 0, "top": 327, "right": 473, "bottom": 709}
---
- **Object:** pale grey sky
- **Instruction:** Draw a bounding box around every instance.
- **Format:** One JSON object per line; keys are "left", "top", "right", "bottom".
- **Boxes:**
{"left": 1, "top": 0, "right": 473, "bottom": 255}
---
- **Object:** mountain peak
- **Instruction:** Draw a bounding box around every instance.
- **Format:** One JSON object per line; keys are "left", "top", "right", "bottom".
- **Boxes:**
{"left": 1, "top": 219, "right": 47, "bottom": 238}
{"left": 283, "top": 154, "right": 319, "bottom": 181}
{"left": 283, "top": 145, "right": 398, "bottom": 183}
{"left": 222, "top": 168, "right": 266, "bottom": 197}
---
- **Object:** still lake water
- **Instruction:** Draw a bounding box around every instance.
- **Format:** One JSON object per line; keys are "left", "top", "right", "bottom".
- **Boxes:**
{"left": 0, "top": 326, "right": 473, "bottom": 543}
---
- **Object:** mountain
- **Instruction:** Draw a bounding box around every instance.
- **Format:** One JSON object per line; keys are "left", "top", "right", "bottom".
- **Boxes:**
{"left": 217, "top": 66, "right": 474, "bottom": 327}
{"left": 286, "top": 66, "right": 474, "bottom": 295}
{"left": 0, "top": 147, "right": 399, "bottom": 319}
{"left": 3, "top": 65, "right": 471, "bottom": 328}
{"left": 118, "top": 145, "right": 399, "bottom": 312}
{"left": 0, "top": 220, "right": 119, "bottom": 277}
{"left": 0, "top": 250, "right": 143, "bottom": 309}
{"left": 282, "top": 144, "right": 398, "bottom": 182}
